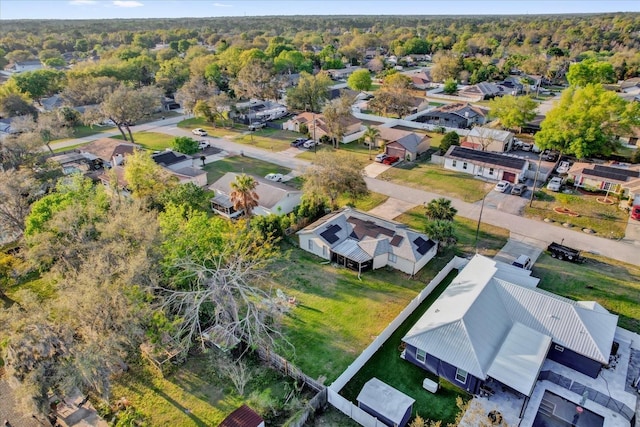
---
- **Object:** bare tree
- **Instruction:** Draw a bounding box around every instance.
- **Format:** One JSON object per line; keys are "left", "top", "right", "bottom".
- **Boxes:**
{"left": 174, "top": 76, "right": 218, "bottom": 115}
{"left": 232, "top": 58, "right": 278, "bottom": 101}
{"left": 322, "top": 94, "right": 354, "bottom": 148}
{"left": 10, "top": 113, "right": 72, "bottom": 155}
{"left": 0, "top": 168, "right": 38, "bottom": 239}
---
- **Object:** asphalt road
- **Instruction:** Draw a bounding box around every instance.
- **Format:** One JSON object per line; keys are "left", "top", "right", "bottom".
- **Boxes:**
{"left": 50, "top": 115, "right": 640, "bottom": 266}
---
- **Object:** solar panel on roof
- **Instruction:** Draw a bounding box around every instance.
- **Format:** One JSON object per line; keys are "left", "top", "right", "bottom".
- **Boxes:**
{"left": 593, "top": 165, "right": 639, "bottom": 179}
{"left": 582, "top": 168, "right": 631, "bottom": 182}
{"left": 347, "top": 217, "right": 394, "bottom": 239}
{"left": 413, "top": 237, "right": 435, "bottom": 255}
{"left": 320, "top": 224, "right": 341, "bottom": 244}
{"left": 449, "top": 146, "right": 526, "bottom": 170}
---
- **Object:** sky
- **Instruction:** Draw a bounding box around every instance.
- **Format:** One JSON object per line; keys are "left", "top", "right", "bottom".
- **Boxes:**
{"left": 1, "top": 0, "right": 640, "bottom": 20}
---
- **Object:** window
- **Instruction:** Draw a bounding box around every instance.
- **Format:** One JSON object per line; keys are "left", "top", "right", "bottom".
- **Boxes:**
{"left": 489, "top": 168, "right": 494, "bottom": 175}
{"left": 463, "top": 162, "right": 468, "bottom": 170}
{"left": 322, "top": 246, "right": 328, "bottom": 257}
{"left": 455, "top": 368, "right": 468, "bottom": 383}
{"left": 308, "top": 240, "right": 313, "bottom": 250}
{"left": 554, "top": 344, "right": 565, "bottom": 352}
{"left": 452, "top": 160, "right": 457, "bottom": 167}
{"left": 416, "top": 349, "right": 426, "bottom": 363}
{"left": 388, "top": 253, "right": 397, "bottom": 263}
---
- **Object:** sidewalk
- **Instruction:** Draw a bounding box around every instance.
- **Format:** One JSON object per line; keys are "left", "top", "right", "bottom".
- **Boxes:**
{"left": 50, "top": 117, "right": 640, "bottom": 266}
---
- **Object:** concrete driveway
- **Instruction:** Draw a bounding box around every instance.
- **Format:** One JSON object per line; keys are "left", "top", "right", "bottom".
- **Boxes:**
{"left": 625, "top": 218, "right": 640, "bottom": 245}
{"left": 483, "top": 185, "right": 530, "bottom": 216}
{"left": 493, "top": 234, "right": 545, "bottom": 266}
{"left": 364, "top": 162, "right": 391, "bottom": 178}
{"left": 367, "top": 197, "right": 419, "bottom": 220}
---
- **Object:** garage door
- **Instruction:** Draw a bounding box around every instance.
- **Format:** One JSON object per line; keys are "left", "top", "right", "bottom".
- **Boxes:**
{"left": 502, "top": 171, "right": 516, "bottom": 183}
{"left": 387, "top": 147, "right": 405, "bottom": 158}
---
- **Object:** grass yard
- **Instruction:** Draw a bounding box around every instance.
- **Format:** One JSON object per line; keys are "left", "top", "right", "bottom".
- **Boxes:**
{"left": 339, "top": 270, "right": 468, "bottom": 426}
{"left": 276, "top": 243, "right": 459, "bottom": 383}
{"left": 379, "top": 160, "right": 491, "bottom": 203}
{"left": 532, "top": 253, "right": 640, "bottom": 333}
{"left": 201, "top": 155, "right": 291, "bottom": 184}
{"left": 111, "top": 353, "right": 299, "bottom": 426}
{"left": 53, "top": 142, "right": 89, "bottom": 153}
{"left": 111, "top": 131, "right": 176, "bottom": 151}
{"left": 178, "top": 117, "right": 245, "bottom": 138}
{"left": 524, "top": 189, "right": 628, "bottom": 238}
{"left": 395, "top": 207, "right": 510, "bottom": 258}
{"left": 232, "top": 128, "right": 303, "bottom": 152}
{"left": 335, "top": 192, "right": 389, "bottom": 211}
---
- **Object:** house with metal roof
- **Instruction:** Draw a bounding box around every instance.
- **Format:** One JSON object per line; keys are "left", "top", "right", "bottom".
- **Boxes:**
{"left": 297, "top": 208, "right": 437, "bottom": 275}
{"left": 444, "top": 146, "right": 529, "bottom": 183}
{"left": 209, "top": 172, "right": 302, "bottom": 219}
{"left": 219, "top": 404, "right": 264, "bottom": 427}
{"left": 402, "top": 255, "right": 618, "bottom": 397}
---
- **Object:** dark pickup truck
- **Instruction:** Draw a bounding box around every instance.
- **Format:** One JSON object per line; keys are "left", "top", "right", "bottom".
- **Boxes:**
{"left": 547, "top": 242, "right": 585, "bottom": 263}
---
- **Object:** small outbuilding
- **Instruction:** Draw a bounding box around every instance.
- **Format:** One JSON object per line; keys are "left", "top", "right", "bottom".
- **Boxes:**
{"left": 356, "top": 377, "right": 415, "bottom": 427}
{"left": 219, "top": 404, "right": 264, "bottom": 427}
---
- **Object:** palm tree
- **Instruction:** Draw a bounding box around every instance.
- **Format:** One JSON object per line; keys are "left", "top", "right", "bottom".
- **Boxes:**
{"left": 425, "top": 198, "right": 457, "bottom": 222}
{"left": 363, "top": 125, "right": 381, "bottom": 160}
{"left": 230, "top": 174, "right": 259, "bottom": 219}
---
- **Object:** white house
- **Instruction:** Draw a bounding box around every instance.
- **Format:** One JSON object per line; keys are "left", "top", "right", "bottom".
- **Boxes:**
{"left": 297, "top": 208, "right": 437, "bottom": 275}
{"left": 444, "top": 146, "right": 529, "bottom": 183}
{"left": 209, "top": 172, "right": 302, "bottom": 219}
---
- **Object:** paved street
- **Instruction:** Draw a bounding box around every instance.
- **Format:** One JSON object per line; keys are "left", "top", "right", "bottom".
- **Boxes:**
{"left": 50, "top": 115, "right": 640, "bottom": 266}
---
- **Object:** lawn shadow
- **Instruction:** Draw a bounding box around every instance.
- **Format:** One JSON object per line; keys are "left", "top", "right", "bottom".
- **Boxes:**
{"left": 151, "top": 387, "right": 209, "bottom": 427}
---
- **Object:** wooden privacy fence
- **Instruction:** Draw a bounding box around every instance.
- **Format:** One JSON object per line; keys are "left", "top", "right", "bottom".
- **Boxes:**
{"left": 256, "top": 346, "right": 326, "bottom": 393}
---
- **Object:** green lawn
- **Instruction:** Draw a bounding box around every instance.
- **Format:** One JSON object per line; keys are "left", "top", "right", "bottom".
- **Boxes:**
{"left": 232, "top": 128, "right": 303, "bottom": 152}
{"left": 53, "top": 142, "right": 89, "bottom": 153}
{"left": 111, "top": 131, "right": 176, "bottom": 151}
{"left": 335, "top": 192, "right": 389, "bottom": 211}
{"left": 379, "top": 160, "right": 491, "bottom": 203}
{"left": 532, "top": 253, "right": 640, "bottom": 333}
{"left": 111, "top": 353, "right": 297, "bottom": 426}
{"left": 201, "top": 155, "right": 291, "bottom": 185}
{"left": 339, "top": 270, "right": 468, "bottom": 426}
{"left": 524, "top": 189, "right": 628, "bottom": 239}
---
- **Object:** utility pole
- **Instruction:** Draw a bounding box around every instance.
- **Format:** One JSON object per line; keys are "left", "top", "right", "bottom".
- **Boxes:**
{"left": 312, "top": 111, "right": 317, "bottom": 154}
{"left": 529, "top": 152, "right": 543, "bottom": 207}
{"left": 474, "top": 192, "right": 488, "bottom": 253}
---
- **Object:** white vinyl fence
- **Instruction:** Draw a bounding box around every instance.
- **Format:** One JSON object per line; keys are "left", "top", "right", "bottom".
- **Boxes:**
{"left": 327, "top": 256, "right": 468, "bottom": 425}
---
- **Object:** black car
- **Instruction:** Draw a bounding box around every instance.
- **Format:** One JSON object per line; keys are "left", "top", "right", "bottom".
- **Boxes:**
{"left": 290, "top": 138, "right": 306, "bottom": 147}
{"left": 542, "top": 150, "right": 559, "bottom": 162}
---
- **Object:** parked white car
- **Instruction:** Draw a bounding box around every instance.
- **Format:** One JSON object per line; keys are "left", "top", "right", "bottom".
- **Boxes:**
{"left": 556, "top": 161, "right": 571, "bottom": 174}
{"left": 192, "top": 128, "right": 208, "bottom": 136}
{"left": 494, "top": 180, "right": 510, "bottom": 193}
{"left": 375, "top": 153, "right": 388, "bottom": 163}
{"left": 303, "top": 139, "right": 318, "bottom": 149}
{"left": 547, "top": 177, "right": 563, "bottom": 192}
{"left": 264, "top": 173, "right": 284, "bottom": 182}
{"left": 198, "top": 140, "right": 210, "bottom": 149}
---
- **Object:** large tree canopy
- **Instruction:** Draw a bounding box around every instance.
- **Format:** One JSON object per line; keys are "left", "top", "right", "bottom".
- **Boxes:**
{"left": 534, "top": 84, "right": 640, "bottom": 159}
{"left": 487, "top": 95, "right": 537, "bottom": 133}
{"left": 302, "top": 151, "right": 368, "bottom": 208}
{"left": 566, "top": 58, "right": 616, "bottom": 87}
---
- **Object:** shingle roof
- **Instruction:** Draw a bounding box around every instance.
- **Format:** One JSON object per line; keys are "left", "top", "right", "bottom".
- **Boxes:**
{"left": 209, "top": 172, "right": 301, "bottom": 210}
{"left": 80, "top": 138, "right": 138, "bottom": 162}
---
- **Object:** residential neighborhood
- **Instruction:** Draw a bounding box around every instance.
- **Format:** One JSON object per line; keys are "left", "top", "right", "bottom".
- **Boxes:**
{"left": 1, "top": 3, "right": 640, "bottom": 427}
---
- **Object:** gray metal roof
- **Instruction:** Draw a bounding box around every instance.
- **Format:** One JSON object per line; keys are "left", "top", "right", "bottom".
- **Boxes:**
{"left": 403, "top": 255, "right": 618, "bottom": 386}
{"left": 356, "top": 378, "right": 415, "bottom": 425}
{"left": 332, "top": 239, "right": 372, "bottom": 263}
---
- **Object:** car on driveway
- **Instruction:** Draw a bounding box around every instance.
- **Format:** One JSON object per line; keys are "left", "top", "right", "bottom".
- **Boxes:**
{"left": 290, "top": 138, "right": 306, "bottom": 148}
{"left": 494, "top": 180, "right": 510, "bottom": 192}
{"left": 303, "top": 139, "right": 318, "bottom": 149}
{"left": 521, "top": 142, "right": 533, "bottom": 152}
{"left": 542, "top": 150, "right": 559, "bottom": 162}
{"left": 198, "top": 140, "right": 210, "bottom": 149}
{"left": 546, "top": 176, "right": 563, "bottom": 192}
{"left": 382, "top": 156, "right": 399, "bottom": 165}
{"left": 264, "top": 173, "right": 284, "bottom": 182}
{"left": 375, "top": 153, "right": 388, "bottom": 163}
{"left": 510, "top": 183, "right": 527, "bottom": 196}
{"left": 556, "top": 160, "right": 571, "bottom": 174}
{"left": 192, "top": 128, "right": 208, "bottom": 136}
